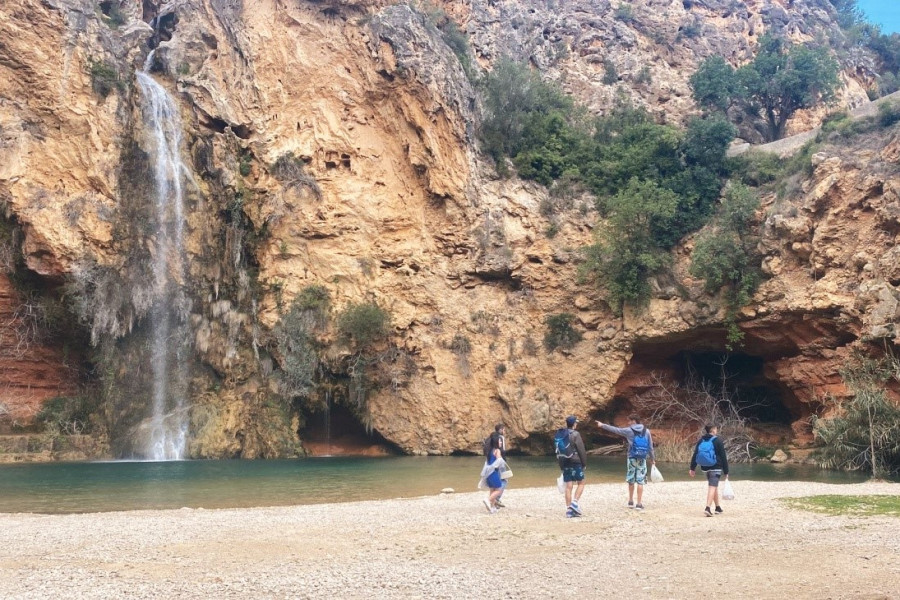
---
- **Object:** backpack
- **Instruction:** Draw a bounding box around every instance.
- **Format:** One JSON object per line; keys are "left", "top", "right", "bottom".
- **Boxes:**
{"left": 630, "top": 427, "right": 650, "bottom": 459}
{"left": 696, "top": 435, "right": 718, "bottom": 467}
{"left": 554, "top": 428, "right": 575, "bottom": 465}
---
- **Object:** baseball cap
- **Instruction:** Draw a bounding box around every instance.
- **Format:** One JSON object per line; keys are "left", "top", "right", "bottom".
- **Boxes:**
{"left": 566, "top": 415, "right": 578, "bottom": 427}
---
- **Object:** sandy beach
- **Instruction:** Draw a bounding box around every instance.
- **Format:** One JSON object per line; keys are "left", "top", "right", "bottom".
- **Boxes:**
{"left": 0, "top": 480, "right": 897, "bottom": 599}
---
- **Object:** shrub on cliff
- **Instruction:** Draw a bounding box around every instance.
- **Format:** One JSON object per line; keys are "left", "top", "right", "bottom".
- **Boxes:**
{"left": 814, "top": 354, "right": 900, "bottom": 478}
{"left": 543, "top": 313, "right": 582, "bottom": 352}
{"left": 272, "top": 286, "right": 332, "bottom": 398}
{"left": 88, "top": 59, "right": 121, "bottom": 99}
{"left": 337, "top": 302, "right": 391, "bottom": 349}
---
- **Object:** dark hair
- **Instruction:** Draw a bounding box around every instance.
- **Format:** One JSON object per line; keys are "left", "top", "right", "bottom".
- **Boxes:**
{"left": 494, "top": 423, "right": 505, "bottom": 432}
{"left": 628, "top": 414, "right": 641, "bottom": 424}
{"left": 704, "top": 423, "right": 716, "bottom": 434}
{"left": 489, "top": 431, "right": 502, "bottom": 449}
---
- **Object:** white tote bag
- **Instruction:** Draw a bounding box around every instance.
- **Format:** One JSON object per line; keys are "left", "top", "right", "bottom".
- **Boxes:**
{"left": 556, "top": 473, "right": 566, "bottom": 494}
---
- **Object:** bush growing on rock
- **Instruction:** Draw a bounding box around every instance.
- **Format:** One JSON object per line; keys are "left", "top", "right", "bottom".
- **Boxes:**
{"left": 543, "top": 313, "right": 582, "bottom": 352}
{"left": 337, "top": 302, "right": 391, "bottom": 349}
{"left": 273, "top": 287, "right": 332, "bottom": 399}
{"left": 814, "top": 354, "right": 900, "bottom": 478}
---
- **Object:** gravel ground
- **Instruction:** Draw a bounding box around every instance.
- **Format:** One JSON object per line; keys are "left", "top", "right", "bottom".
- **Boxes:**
{"left": 0, "top": 480, "right": 897, "bottom": 599}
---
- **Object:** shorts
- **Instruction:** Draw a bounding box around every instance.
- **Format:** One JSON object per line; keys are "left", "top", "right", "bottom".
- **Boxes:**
{"left": 626, "top": 458, "right": 647, "bottom": 485}
{"left": 704, "top": 469, "right": 723, "bottom": 487}
{"left": 562, "top": 465, "right": 585, "bottom": 482}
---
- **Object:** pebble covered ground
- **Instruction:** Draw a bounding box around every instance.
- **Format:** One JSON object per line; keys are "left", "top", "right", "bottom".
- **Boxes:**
{"left": 0, "top": 480, "right": 898, "bottom": 599}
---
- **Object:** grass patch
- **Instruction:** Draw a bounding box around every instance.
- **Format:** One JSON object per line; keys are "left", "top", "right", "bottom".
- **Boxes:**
{"left": 781, "top": 495, "right": 900, "bottom": 517}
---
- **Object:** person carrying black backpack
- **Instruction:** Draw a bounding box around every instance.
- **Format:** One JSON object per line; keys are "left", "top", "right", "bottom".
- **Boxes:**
{"left": 689, "top": 424, "right": 729, "bottom": 517}
{"left": 596, "top": 414, "right": 655, "bottom": 510}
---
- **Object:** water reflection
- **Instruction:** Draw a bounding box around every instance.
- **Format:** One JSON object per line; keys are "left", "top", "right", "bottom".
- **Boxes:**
{"left": 0, "top": 456, "right": 869, "bottom": 515}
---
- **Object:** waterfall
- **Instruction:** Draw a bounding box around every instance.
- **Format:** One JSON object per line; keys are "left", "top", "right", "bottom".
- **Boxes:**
{"left": 135, "top": 52, "right": 190, "bottom": 460}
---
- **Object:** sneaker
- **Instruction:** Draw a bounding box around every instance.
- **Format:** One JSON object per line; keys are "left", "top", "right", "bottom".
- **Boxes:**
{"left": 627, "top": 500, "right": 634, "bottom": 509}
{"left": 489, "top": 506, "right": 498, "bottom": 514}
{"left": 495, "top": 500, "right": 506, "bottom": 508}
{"left": 566, "top": 509, "right": 576, "bottom": 518}
{"left": 569, "top": 501, "right": 583, "bottom": 516}
{"left": 483, "top": 499, "right": 493, "bottom": 513}
{"left": 715, "top": 506, "right": 723, "bottom": 514}
{"left": 704, "top": 506, "right": 713, "bottom": 517}
{"left": 635, "top": 503, "right": 644, "bottom": 511}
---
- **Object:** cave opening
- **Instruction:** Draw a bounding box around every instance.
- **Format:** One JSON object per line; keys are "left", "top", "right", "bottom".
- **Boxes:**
{"left": 298, "top": 401, "right": 397, "bottom": 456}
{"left": 672, "top": 351, "right": 794, "bottom": 426}
{"left": 597, "top": 327, "right": 828, "bottom": 448}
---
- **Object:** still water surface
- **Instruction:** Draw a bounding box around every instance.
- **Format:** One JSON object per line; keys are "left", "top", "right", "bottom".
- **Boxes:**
{"left": 0, "top": 456, "right": 867, "bottom": 514}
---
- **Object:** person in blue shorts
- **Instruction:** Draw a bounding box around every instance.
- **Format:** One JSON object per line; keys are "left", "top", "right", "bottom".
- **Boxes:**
{"left": 481, "top": 434, "right": 505, "bottom": 513}
{"left": 559, "top": 415, "right": 587, "bottom": 518}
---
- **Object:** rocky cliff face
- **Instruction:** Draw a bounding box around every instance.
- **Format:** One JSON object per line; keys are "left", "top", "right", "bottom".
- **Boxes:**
{"left": 0, "top": 0, "right": 895, "bottom": 458}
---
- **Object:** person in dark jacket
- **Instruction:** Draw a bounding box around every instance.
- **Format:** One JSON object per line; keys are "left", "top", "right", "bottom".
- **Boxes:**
{"left": 559, "top": 415, "right": 588, "bottom": 517}
{"left": 689, "top": 424, "right": 729, "bottom": 517}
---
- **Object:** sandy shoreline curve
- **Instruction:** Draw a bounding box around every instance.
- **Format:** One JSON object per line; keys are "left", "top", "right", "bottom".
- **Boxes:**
{"left": 0, "top": 480, "right": 897, "bottom": 599}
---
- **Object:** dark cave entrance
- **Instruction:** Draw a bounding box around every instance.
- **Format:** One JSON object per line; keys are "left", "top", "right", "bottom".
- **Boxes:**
{"left": 591, "top": 323, "right": 842, "bottom": 449}
{"left": 672, "top": 351, "right": 794, "bottom": 425}
{"left": 298, "top": 401, "right": 398, "bottom": 457}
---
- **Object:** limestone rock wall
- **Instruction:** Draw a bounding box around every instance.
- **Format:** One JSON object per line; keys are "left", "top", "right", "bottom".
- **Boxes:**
{"left": 0, "top": 0, "right": 895, "bottom": 457}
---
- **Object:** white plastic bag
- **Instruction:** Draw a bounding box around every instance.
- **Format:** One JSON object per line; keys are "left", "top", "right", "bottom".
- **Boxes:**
{"left": 721, "top": 478, "right": 735, "bottom": 500}
{"left": 556, "top": 473, "right": 566, "bottom": 494}
{"left": 650, "top": 464, "right": 664, "bottom": 483}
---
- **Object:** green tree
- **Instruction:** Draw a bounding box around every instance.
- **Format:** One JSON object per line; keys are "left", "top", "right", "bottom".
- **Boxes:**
{"left": 814, "top": 354, "right": 900, "bottom": 478}
{"left": 689, "top": 183, "right": 761, "bottom": 348}
{"left": 691, "top": 36, "right": 839, "bottom": 141}
{"left": 689, "top": 56, "right": 739, "bottom": 112}
{"left": 478, "top": 58, "right": 577, "bottom": 174}
{"left": 581, "top": 179, "right": 679, "bottom": 313}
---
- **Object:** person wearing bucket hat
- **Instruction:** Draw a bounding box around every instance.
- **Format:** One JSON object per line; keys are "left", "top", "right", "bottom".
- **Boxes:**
{"left": 554, "top": 415, "right": 587, "bottom": 517}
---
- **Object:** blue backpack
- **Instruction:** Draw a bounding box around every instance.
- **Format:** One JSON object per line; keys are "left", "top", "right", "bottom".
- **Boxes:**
{"left": 630, "top": 428, "right": 650, "bottom": 459}
{"left": 696, "top": 435, "right": 718, "bottom": 467}
{"left": 554, "top": 428, "right": 575, "bottom": 465}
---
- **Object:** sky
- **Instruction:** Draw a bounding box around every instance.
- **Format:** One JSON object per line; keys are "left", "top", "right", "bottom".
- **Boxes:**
{"left": 857, "top": 0, "right": 900, "bottom": 34}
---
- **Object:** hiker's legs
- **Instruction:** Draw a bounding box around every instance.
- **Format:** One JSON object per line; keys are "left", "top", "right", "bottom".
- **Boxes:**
{"left": 633, "top": 459, "right": 647, "bottom": 504}
{"left": 490, "top": 488, "right": 502, "bottom": 505}
{"left": 498, "top": 478, "right": 507, "bottom": 500}
{"left": 705, "top": 469, "right": 722, "bottom": 507}
{"left": 574, "top": 480, "right": 584, "bottom": 502}
{"left": 627, "top": 483, "right": 635, "bottom": 502}
{"left": 565, "top": 481, "right": 574, "bottom": 507}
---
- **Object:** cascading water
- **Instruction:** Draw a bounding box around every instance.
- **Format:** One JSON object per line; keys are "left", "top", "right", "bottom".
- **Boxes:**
{"left": 135, "top": 51, "right": 191, "bottom": 460}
